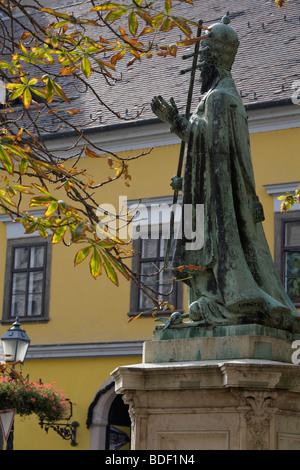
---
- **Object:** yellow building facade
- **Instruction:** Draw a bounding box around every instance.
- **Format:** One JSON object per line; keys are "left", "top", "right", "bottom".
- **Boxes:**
{"left": 0, "top": 106, "right": 299, "bottom": 450}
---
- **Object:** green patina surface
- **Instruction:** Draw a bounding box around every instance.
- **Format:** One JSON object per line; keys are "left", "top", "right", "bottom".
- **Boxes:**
{"left": 144, "top": 323, "right": 300, "bottom": 363}
{"left": 154, "top": 323, "right": 300, "bottom": 341}
{"left": 151, "top": 13, "right": 300, "bottom": 334}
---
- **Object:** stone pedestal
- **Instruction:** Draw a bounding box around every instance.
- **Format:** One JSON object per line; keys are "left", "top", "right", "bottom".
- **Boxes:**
{"left": 111, "top": 324, "right": 300, "bottom": 450}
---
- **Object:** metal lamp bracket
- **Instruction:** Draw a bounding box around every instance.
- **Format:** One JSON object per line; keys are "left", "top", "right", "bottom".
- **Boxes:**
{"left": 38, "top": 400, "right": 79, "bottom": 447}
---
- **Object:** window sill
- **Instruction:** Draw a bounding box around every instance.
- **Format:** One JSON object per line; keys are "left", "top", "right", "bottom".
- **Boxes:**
{"left": 1, "top": 317, "right": 49, "bottom": 325}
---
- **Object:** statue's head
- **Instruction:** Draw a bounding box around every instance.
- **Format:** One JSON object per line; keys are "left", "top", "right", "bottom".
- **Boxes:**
{"left": 199, "top": 13, "right": 239, "bottom": 91}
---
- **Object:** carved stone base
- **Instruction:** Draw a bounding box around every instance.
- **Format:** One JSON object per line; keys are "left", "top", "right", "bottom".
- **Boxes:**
{"left": 112, "top": 333, "right": 300, "bottom": 450}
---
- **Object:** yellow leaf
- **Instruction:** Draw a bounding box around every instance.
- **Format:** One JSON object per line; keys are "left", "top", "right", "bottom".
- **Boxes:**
{"left": 66, "top": 109, "right": 82, "bottom": 115}
{"left": 85, "top": 146, "right": 102, "bottom": 158}
{"left": 111, "top": 49, "right": 126, "bottom": 66}
{"left": 60, "top": 66, "right": 77, "bottom": 75}
{"left": 128, "top": 312, "right": 143, "bottom": 322}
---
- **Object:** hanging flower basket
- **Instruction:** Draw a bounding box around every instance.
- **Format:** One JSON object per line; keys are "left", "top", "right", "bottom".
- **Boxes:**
{"left": 0, "top": 376, "right": 68, "bottom": 422}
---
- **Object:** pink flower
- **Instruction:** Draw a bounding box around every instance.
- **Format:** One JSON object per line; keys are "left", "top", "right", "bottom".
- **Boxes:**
{"left": 52, "top": 406, "right": 56, "bottom": 411}
{"left": 31, "top": 397, "right": 36, "bottom": 402}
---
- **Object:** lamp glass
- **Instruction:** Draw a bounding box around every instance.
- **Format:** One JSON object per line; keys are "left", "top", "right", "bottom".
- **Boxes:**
{"left": 16, "top": 339, "right": 30, "bottom": 364}
{"left": 1, "top": 318, "right": 30, "bottom": 364}
{"left": 2, "top": 338, "right": 18, "bottom": 363}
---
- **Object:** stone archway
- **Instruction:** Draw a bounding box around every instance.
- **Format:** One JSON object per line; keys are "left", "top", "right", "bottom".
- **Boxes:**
{"left": 88, "top": 378, "right": 130, "bottom": 450}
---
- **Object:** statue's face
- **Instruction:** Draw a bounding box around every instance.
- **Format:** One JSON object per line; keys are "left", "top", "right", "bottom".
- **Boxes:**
{"left": 200, "top": 60, "right": 217, "bottom": 94}
{"left": 199, "top": 43, "right": 217, "bottom": 93}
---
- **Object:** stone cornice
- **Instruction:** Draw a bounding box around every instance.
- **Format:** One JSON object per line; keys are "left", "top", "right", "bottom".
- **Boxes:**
{"left": 26, "top": 341, "right": 143, "bottom": 360}
{"left": 44, "top": 103, "right": 300, "bottom": 159}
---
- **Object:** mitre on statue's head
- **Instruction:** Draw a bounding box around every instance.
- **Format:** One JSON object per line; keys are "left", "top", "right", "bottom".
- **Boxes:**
{"left": 199, "top": 12, "right": 240, "bottom": 71}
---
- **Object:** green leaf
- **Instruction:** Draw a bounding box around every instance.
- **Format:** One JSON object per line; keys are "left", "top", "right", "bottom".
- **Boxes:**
{"left": 9, "top": 85, "right": 26, "bottom": 101}
{"left": 165, "top": 0, "right": 172, "bottom": 14}
{"left": 0, "top": 146, "right": 13, "bottom": 174}
{"left": 23, "top": 87, "right": 32, "bottom": 108}
{"left": 160, "top": 17, "right": 173, "bottom": 32}
{"left": 102, "top": 254, "right": 118, "bottom": 285}
{"left": 74, "top": 245, "right": 93, "bottom": 266}
{"left": 52, "top": 80, "right": 70, "bottom": 103}
{"left": 38, "top": 223, "right": 49, "bottom": 239}
{"left": 105, "top": 7, "right": 128, "bottom": 22}
{"left": 30, "top": 196, "right": 56, "bottom": 207}
{"left": 28, "top": 78, "right": 39, "bottom": 86}
{"left": 19, "top": 158, "right": 28, "bottom": 175}
{"left": 91, "top": 3, "right": 123, "bottom": 11}
{"left": 24, "top": 221, "right": 38, "bottom": 234}
{"left": 44, "top": 200, "right": 59, "bottom": 217}
{"left": 0, "top": 61, "right": 13, "bottom": 70}
{"left": 12, "top": 184, "right": 32, "bottom": 194}
{"left": 85, "top": 46, "right": 101, "bottom": 54}
{"left": 90, "top": 247, "right": 102, "bottom": 279}
{"left": 128, "top": 10, "right": 138, "bottom": 36}
{"left": 40, "top": 8, "right": 71, "bottom": 20}
{"left": 5, "top": 183, "right": 16, "bottom": 197}
{"left": 20, "top": 76, "right": 28, "bottom": 85}
{"left": 43, "top": 49, "right": 55, "bottom": 64}
{"left": 52, "top": 224, "right": 67, "bottom": 244}
{"left": 71, "top": 221, "right": 86, "bottom": 242}
{"left": 0, "top": 195, "right": 16, "bottom": 207}
{"left": 45, "top": 78, "right": 54, "bottom": 102}
{"left": 97, "top": 239, "right": 115, "bottom": 248}
{"left": 81, "top": 55, "right": 91, "bottom": 78}
{"left": 19, "top": 41, "right": 29, "bottom": 56}
{"left": 6, "top": 83, "right": 21, "bottom": 90}
{"left": 105, "top": 249, "right": 130, "bottom": 281}
{"left": 54, "top": 20, "right": 71, "bottom": 29}
{"left": 4, "top": 143, "right": 29, "bottom": 160}
{"left": 31, "top": 88, "right": 47, "bottom": 100}
{"left": 151, "top": 13, "right": 165, "bottom": 29}
{"left": 172, "top": 15, "right": 192, "bottom": 37}
{"left": 32, "top": 184, "right": 54, "bottom": 197}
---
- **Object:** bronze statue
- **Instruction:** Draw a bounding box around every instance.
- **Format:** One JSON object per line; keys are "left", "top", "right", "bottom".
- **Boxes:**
{"left": 151, "top": 14, "right": 300, "bottom": 332}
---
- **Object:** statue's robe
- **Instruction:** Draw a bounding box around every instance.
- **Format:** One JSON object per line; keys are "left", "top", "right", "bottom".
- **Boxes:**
{"left": 171, "top": 76, "right": 299, "bottom": 330}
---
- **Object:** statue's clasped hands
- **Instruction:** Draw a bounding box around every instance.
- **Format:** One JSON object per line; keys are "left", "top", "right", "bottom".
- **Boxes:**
{"left": 151, "top": 95, "right": 179, "bottom": 125}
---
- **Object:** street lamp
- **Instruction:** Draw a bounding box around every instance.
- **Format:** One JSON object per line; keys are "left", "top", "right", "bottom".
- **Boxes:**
{"left": 0, "top": 317, "right": 30, "bottom": 450}
{"left": 1, "top": 317, "right": 30, "bottom": 364}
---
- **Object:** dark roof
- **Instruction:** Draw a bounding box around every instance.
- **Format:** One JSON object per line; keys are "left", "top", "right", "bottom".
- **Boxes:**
{"left": 11, "top": 0, "right": 300, "bottom": 133}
